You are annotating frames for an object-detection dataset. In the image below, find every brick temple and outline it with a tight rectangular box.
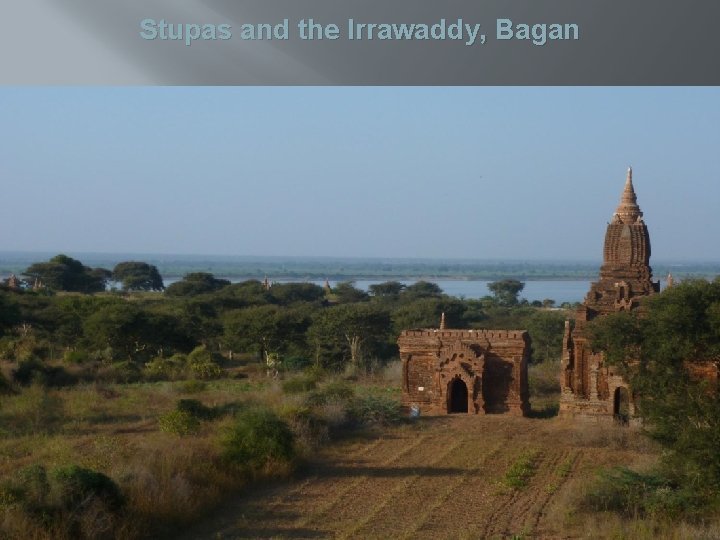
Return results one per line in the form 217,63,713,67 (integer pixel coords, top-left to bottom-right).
398,325,530,416
559,168,659,423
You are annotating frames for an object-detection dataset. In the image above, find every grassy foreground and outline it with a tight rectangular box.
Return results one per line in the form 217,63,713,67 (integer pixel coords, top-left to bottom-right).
2,360,719,539
0,361,403,539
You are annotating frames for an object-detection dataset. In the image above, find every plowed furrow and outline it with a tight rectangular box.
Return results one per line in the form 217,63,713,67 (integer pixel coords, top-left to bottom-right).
533,449,584,538
392,442,505,540
300,433,458,534
211,434,415,537
482,449,571,539
339,436,473,539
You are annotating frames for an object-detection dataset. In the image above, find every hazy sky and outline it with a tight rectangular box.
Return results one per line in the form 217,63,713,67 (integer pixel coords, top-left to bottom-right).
1,87,718,261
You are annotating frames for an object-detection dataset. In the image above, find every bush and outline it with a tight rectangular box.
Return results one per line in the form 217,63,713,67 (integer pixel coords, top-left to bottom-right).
143,354,186,381
0,464,50,515
305,380,355,406
280,405,329,448
282,356,312,372
176,398,216,420
176,379,207,393
9,464,50,512
12,358,76,387
282,376,317,394
50,465,124,512
221,407,295,471
583,468,698,520
303,364,327,381
0,369,12,395
503,450,539,489
3,383,65,434
97,361,142,384
62,349,90,365
347,394,402,427
158,410,200,436
187,346,222,379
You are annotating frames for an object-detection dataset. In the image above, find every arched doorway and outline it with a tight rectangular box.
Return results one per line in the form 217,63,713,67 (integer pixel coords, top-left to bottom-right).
613,387,630,425
448,378,468,413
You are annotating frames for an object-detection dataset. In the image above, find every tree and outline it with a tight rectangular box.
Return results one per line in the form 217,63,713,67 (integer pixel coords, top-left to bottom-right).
392,298,467,333
369,281,406,300
165,272,230,297
83,302,190,361
268,282,325,305
24,254,110,293
332,281,369,303
112,261,164,291
223,305,311,361
401,281,443,300
524,311,567,363
588,278,720,506
0,291,21,336
307,304,391,370
487,279,525,306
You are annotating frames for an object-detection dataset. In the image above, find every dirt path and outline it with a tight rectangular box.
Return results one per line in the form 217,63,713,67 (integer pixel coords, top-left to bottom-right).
182,416,648,539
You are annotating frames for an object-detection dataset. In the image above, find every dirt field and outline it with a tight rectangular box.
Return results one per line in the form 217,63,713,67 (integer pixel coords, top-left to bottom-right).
183,415,656,539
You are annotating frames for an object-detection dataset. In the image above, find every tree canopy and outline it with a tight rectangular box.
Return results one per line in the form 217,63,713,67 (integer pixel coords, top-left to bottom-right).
487,279,525,306
24,254,110,293
112,261,164,291
588,278,720,503
165,273,230,297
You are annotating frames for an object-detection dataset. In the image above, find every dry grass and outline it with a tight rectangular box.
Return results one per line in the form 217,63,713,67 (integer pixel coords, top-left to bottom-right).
0,377,309,539
3,368,718,539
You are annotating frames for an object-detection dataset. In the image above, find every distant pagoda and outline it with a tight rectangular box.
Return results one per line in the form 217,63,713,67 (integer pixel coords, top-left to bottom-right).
559,168,659,422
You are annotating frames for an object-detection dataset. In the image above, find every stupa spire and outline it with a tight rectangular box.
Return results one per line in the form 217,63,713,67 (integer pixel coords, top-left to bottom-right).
613,166,643,223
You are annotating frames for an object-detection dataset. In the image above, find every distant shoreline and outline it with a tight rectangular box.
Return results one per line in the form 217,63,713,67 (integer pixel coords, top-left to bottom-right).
1,252,718,282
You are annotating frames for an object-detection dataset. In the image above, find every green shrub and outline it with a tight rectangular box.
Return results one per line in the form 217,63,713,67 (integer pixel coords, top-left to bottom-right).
305,380,355,406
176,398,216,420
348,394,402,426
282,356,312,372
158,410,200,436
503,450,540,489
176,379,207,393
144,354,186,381
221,407,295,470
0,369,12,395
12,359,76,387
4,383,65,434
17,464,50,505
280,404,329,447
583,468,697,520
282,376,317,394
50,465,124,511
62,349,90,364
304,364,327,381
0,464,50,511
187,346,222,379
98,361,142,384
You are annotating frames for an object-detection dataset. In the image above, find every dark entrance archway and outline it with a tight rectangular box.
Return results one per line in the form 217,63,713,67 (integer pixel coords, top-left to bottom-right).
613,386,630,425
448,378,469,413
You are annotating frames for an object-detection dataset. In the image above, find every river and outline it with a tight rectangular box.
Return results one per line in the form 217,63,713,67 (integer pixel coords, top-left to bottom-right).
162,278,617,304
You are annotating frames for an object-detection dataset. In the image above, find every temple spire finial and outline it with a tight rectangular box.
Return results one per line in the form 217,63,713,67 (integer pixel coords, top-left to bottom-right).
614,166,642,222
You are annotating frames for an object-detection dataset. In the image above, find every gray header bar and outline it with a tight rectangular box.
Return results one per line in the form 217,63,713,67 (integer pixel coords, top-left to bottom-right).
2,0,719,84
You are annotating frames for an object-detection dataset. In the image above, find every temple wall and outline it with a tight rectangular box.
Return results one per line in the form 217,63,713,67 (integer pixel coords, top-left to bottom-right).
398,329,529,416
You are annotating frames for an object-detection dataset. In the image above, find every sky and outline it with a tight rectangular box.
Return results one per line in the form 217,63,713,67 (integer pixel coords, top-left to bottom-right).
0,87,718,261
